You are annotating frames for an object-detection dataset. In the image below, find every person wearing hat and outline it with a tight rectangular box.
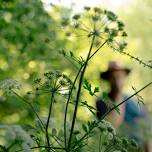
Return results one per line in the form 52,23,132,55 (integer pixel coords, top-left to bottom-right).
96,61,151,152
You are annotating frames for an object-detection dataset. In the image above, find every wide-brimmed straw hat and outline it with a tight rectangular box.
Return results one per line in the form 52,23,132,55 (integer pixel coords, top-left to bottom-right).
100,61,131,80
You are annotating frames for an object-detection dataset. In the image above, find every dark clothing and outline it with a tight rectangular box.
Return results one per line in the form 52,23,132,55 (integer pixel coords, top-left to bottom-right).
96,95,146,122
96,95,148,147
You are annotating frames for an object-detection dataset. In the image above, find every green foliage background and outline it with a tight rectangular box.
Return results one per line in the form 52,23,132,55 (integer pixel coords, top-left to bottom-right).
0,0,151,146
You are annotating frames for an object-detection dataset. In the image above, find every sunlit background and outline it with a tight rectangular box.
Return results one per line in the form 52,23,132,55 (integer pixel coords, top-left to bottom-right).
41,0,152,112
0,0,151,116
42,0,132,11
0,0,151,146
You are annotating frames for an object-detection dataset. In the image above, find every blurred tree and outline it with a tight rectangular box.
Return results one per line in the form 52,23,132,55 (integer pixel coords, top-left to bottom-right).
0,0,151,125
0,0,74,123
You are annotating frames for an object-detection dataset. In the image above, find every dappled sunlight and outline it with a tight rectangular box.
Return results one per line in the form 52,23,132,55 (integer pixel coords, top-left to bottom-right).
0,0,151,151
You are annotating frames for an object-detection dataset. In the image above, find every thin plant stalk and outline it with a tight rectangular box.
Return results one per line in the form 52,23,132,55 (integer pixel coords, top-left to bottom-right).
67,34,96,151
63,39,109,150
64,66,83,150
73,81,152,147
12,91,45,131
15,146,65,152
45,78,59,152
103,81,152,118
45,92,55,152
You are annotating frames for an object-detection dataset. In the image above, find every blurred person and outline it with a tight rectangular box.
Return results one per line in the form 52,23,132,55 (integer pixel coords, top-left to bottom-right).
96,61,151,152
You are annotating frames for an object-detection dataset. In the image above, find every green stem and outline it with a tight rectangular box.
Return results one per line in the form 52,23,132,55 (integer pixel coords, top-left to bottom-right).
74,81,152,147
67,34,96,151
64,66,83,151
89,39,109,60
13,91,45,131
15,146,65,152
45,92,54,152
63,39,108,151
104,145,114,152
99,134,102,152
103,81,152,118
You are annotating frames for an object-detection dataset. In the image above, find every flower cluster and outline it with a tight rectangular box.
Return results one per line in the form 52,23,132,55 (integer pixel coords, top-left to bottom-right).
61,6,128,51
0,125,33,152
99,120,116,140
28,70,73,98
0,79,21,96
97,120,137,151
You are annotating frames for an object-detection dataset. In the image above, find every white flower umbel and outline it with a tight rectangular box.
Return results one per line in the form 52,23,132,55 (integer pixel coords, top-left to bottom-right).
0,125,33,150
22,142,32,152
0,79,21,95
12,125,33,146
100,119,116,135
0,125,16,140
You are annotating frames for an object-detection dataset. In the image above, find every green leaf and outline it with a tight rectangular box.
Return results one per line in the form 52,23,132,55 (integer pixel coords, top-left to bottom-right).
83,79,99,96
82,124,88,133
0,145,7,152
73,130,81,135
94,87,99,93
70,51,74,57
83,79,92,92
